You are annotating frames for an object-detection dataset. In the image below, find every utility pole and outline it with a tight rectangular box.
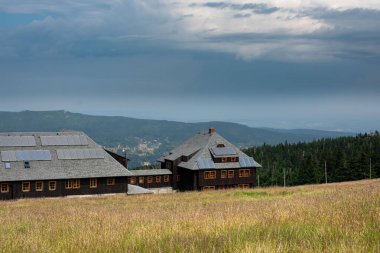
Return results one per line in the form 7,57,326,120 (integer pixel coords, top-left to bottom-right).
283,168,286,188
370,158,372,180
324,160,327,184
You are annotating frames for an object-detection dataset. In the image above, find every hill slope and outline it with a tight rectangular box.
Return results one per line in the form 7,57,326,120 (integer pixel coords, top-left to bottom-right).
0,179,379,252
0,110,353,167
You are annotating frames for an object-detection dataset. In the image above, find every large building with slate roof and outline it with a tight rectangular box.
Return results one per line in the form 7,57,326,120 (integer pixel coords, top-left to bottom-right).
0,131,132,200
158,128,262,191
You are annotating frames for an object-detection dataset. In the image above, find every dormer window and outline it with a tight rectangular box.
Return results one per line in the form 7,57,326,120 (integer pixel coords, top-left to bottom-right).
217,143,225,148
24,161,30,169
5,162,11,169
210,147,236,157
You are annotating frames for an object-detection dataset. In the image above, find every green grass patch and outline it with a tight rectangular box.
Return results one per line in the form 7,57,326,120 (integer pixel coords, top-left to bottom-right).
0,179,379,253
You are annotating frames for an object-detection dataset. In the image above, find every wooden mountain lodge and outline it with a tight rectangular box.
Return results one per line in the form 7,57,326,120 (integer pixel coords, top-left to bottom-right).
0,132,133,200
1,128,262,200
157,128,262,191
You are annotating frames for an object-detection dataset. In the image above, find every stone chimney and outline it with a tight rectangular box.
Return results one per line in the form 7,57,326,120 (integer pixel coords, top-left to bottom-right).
209,128,216,134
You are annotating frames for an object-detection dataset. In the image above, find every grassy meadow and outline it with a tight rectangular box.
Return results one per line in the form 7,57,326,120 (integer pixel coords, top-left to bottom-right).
0,179,379,253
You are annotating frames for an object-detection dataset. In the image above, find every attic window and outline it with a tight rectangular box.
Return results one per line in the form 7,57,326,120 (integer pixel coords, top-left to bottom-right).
217,144,225,148
24,161,30,169
5,162,11,169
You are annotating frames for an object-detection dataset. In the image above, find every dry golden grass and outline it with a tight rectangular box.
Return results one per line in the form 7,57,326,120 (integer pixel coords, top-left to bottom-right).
0,179,379,253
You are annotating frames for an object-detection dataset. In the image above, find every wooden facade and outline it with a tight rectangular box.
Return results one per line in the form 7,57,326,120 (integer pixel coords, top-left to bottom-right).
128,172,172,189
0,132,132,200
1,130,261,199
164,164,256,191
159,128,262,191
0,177,128,200
196,168,255,191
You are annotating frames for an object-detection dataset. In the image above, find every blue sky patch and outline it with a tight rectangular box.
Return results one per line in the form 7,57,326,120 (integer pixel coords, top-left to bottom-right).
0,12,50,28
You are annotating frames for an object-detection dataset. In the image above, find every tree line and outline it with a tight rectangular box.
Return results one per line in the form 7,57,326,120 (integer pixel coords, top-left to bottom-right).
244,131,380,187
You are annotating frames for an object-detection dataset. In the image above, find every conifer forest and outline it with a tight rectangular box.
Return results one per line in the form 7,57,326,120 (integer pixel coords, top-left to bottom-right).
246,132,380,186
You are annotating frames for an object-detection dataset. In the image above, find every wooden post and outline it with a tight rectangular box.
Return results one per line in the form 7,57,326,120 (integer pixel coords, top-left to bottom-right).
370,158,372,180
124,149,128,169
258,175,260,187
283,168,286,188
325,160,327,184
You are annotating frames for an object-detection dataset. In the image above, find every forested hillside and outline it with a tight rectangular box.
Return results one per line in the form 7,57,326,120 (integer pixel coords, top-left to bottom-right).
0,110,353,167
246,132,380,186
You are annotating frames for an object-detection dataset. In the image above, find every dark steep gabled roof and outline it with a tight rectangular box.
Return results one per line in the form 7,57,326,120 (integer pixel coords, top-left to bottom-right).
158,130,262,170
0,131,132,182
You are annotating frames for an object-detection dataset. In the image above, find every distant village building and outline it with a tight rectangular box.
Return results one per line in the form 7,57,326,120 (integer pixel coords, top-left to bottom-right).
0,132,132,200
157,128,262,191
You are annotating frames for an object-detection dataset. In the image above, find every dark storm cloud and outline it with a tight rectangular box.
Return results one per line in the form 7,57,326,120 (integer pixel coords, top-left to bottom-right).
0,1,379,94
1,1,380,62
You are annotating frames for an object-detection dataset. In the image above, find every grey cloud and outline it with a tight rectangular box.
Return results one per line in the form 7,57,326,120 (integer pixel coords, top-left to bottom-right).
203,2,228,9
311,7,380,19
0,1,179,58
230,3,279,14
310,8,380,34
1,51,379,99
202,2,279,14
1,1,380,63
233,13,251,19
189,3,380,61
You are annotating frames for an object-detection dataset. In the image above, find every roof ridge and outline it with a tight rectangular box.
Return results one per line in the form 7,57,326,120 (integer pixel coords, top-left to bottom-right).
189,133,215,170
161,130,260,170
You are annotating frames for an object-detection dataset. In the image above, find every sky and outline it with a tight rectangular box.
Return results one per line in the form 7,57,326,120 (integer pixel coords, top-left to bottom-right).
0,0,379,132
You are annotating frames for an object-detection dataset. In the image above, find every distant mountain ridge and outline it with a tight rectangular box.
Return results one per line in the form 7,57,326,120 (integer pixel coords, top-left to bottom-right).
0,110,354,167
